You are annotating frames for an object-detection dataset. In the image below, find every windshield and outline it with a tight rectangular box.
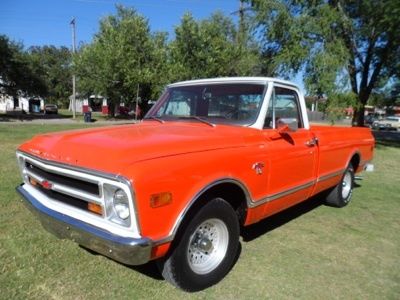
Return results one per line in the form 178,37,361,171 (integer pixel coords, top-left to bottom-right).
146,83,266,126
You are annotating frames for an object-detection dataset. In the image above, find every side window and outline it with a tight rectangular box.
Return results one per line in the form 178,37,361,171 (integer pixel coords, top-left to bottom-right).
264,87,303,129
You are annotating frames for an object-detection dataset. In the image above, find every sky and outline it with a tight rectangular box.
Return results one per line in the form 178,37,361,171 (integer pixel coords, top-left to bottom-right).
0,0,305,89
0,0,240,48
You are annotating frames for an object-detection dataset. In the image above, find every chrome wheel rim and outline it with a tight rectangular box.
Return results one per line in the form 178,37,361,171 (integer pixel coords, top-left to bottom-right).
187,218,229,275
342,170,352,201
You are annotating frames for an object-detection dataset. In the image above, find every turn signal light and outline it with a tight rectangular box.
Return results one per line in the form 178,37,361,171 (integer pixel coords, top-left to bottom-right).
88,202,103,215
150,192,172,208
29,178,38,186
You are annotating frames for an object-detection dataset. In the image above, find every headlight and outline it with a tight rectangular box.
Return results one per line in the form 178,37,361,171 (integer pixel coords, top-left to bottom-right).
103,184,132,227
113,189,130,220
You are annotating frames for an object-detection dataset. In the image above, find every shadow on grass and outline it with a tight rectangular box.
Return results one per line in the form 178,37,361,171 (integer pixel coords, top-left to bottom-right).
375,141,400,148
372,130,400,148
81,196,327,279
241,196,323,242
127,234,243,281
79,246,165,280
130,261,164,280
81,185,370,281
129,240,243,281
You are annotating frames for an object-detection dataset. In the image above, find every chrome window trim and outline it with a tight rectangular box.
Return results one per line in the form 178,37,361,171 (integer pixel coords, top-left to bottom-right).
16,150,141,238
147,81,269,128
268,82,310,130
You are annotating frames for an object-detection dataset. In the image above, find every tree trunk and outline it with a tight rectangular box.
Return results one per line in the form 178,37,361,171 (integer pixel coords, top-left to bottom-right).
355,105,365,127
352,93,368,127
108,100,115,117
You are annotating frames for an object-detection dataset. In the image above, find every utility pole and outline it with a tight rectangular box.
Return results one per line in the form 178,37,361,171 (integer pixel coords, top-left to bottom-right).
135,59,141,121
238,0,244,48
70,17,76,119
232,0,250,49
135,83,139,121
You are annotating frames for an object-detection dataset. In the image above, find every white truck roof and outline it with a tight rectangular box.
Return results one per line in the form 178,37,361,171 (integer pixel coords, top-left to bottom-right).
168,77,299,90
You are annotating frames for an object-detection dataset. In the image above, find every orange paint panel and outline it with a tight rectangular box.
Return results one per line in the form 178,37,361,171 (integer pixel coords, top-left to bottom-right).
151,242,172,260
18,121,375,252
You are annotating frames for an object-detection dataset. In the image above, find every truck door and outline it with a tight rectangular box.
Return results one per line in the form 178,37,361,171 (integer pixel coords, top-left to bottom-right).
261,85,317,215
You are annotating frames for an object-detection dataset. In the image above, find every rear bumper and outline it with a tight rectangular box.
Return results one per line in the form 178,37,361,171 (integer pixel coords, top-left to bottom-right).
16,184,152,265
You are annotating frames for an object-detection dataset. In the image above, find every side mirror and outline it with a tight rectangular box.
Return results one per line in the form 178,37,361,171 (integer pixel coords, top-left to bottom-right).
277,118,298,133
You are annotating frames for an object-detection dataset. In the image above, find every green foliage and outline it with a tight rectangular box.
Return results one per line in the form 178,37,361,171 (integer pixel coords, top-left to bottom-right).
3,1,399,123
325,92,358,124
74,5,169,115
249,0,349,90
74,7,261,116
0,35,47,98
249,0,400,125
170,12,260,81
26,46,72,107
368,79,400,108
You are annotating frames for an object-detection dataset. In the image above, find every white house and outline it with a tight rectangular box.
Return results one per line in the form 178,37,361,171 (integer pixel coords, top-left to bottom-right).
69,94,110,114
0,94,44,113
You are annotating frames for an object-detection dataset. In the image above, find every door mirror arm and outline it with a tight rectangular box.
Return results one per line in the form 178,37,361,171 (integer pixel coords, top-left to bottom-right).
277,118,298,133
266,118,298,140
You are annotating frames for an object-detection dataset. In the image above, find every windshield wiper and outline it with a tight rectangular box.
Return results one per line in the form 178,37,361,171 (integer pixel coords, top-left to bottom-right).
178,116,216,127
143,116,165,124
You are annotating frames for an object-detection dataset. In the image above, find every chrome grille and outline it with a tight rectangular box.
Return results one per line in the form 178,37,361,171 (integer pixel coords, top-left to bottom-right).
26,161,100,196
17,151,141,237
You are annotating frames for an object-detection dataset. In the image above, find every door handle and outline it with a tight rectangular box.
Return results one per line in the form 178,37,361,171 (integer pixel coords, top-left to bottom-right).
305,137,318,147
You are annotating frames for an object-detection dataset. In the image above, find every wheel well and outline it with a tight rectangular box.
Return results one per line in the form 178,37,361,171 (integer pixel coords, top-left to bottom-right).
166,182,248,257
350,153,360,171
177,182,248,235
197,182,248,224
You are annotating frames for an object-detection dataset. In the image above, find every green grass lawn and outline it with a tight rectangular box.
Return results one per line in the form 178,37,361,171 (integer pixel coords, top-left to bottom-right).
0,124,399,299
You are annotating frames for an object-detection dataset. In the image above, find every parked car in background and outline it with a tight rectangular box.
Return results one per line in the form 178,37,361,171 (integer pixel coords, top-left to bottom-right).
44,104,58,114
372,116,400,131
364,114,378,127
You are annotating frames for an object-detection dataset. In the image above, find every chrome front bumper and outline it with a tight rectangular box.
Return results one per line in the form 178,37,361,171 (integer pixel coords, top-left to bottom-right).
16,184,152,266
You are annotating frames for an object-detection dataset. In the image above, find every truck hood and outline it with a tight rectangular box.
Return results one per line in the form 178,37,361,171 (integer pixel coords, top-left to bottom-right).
18,122,256,174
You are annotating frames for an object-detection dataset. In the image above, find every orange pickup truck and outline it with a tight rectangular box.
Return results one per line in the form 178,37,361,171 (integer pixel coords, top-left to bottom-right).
16,77,374,291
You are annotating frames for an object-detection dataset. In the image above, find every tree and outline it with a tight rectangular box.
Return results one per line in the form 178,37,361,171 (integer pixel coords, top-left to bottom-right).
0,35,47,98
27,46,72,107
170,12,260,81
248,0,400,126
368,79,400,108
74,5,167,116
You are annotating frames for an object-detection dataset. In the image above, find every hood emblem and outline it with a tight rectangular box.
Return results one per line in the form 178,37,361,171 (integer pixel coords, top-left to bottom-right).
41,180,53,190
252,162,265,175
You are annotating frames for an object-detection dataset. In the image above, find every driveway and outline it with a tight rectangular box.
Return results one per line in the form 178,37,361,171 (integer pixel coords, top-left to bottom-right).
372,130,400,144
0,112,136,125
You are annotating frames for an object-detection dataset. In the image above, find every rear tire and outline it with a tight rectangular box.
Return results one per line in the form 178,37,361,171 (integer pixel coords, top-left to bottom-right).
325,165,354,207
158,198,239,292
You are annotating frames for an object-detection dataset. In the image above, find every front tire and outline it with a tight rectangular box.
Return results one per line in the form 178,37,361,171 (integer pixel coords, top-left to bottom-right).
158,198,239,292
325,165,355,207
